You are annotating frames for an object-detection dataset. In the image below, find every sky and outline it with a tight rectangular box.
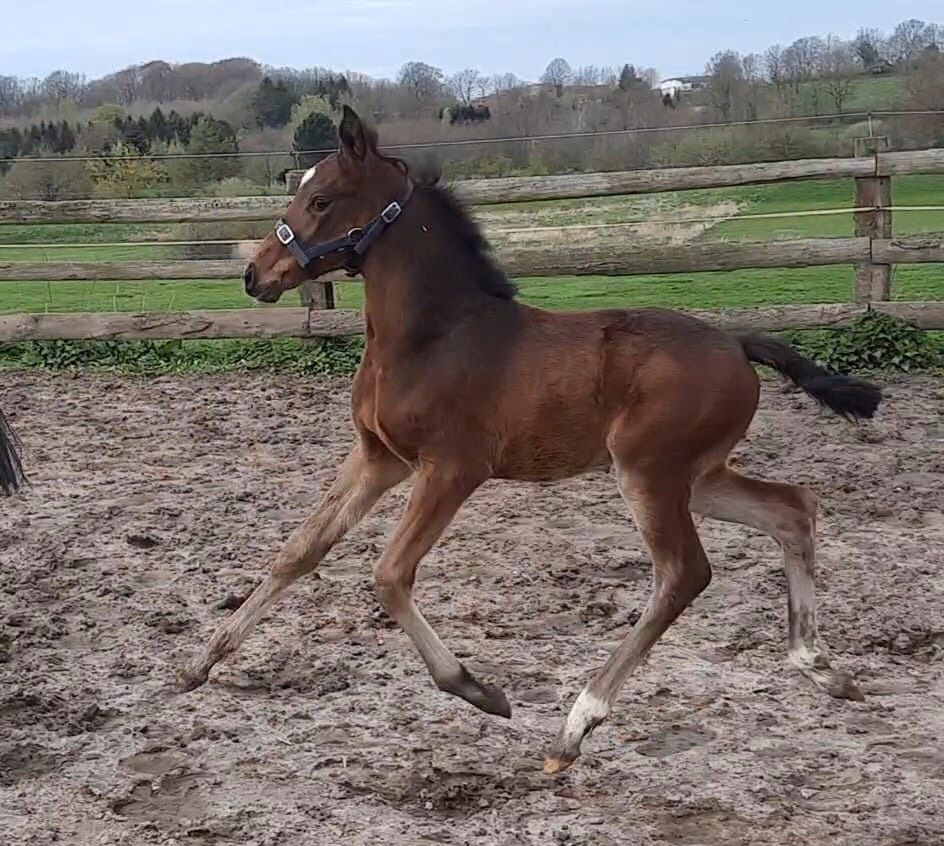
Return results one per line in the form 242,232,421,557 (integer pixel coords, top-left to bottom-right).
3,0,938,83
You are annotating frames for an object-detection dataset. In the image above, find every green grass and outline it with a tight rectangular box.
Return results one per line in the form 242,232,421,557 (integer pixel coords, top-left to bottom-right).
843,75,908,112
0,278,268,314
6,263,938,319
794,74,907,114
514,266,942,310
709,175,944,241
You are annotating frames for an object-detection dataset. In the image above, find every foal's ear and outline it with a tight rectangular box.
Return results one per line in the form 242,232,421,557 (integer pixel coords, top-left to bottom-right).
339,105,376,162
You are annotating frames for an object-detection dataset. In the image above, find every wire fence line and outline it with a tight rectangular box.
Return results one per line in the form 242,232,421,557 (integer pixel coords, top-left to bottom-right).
1,205,942,250
2,109,942,165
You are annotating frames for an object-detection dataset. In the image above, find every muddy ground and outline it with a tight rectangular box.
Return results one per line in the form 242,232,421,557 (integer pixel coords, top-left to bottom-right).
1,371,942,846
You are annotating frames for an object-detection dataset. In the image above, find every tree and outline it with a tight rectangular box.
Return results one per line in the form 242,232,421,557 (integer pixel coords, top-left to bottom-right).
908,49,944,109
42,70,85,106
888,18,938,68
640,67,660,89
488,73,523,94
138,61,174,102
252,76,296,128
706,51,745,121
85,140,167,198
3,148,93,200
783,36,827,91
118,116,150,154
397,61,444,100
111,66,142,104
541,58,572,97
293,112,339,168
285,91,349,165
447,69,483,106
821,36,858,112
764,44,786,88
854,28,886,68
146,107,173,143
0,76,23,114
888,18,932,66
0,128,21,174
240,127,294,188
573,65,605,86
182,116,240,184
617,64,645,91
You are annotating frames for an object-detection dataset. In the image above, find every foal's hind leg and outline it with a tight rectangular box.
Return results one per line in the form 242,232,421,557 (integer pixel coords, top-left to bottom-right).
178,436,409,691
691,466,863,701
546,465,712,773
374,465,511,718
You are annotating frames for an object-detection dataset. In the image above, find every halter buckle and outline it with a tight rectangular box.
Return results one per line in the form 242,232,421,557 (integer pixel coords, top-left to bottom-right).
381,201,402,223
275,221,295,246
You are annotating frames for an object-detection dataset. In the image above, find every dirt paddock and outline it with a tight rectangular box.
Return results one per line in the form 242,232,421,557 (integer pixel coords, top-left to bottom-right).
1,371,942,846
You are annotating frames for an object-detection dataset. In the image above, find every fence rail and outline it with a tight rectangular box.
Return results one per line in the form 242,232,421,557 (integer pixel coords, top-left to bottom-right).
1,142,943,343
2,238,941,283
4,302,943,343
3,148,944,227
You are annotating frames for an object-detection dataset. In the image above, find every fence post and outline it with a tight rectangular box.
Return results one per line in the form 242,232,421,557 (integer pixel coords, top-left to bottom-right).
297,276,336,311
853,136,892,304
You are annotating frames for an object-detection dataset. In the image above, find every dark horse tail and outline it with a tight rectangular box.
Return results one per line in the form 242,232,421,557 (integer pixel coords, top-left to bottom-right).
0,409,26,495
737,333,882,421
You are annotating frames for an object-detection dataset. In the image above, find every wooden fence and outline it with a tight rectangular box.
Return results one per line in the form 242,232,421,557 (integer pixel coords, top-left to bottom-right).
1,140,942,342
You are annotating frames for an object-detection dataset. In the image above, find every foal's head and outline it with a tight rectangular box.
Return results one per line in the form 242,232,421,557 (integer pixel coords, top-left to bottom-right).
244,106,409,303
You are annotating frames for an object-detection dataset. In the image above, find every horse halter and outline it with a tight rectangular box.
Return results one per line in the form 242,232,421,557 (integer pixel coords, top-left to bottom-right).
274,180,414,276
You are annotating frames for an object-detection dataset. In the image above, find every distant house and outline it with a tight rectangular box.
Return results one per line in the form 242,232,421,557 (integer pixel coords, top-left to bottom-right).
867,58,896,75
658,75,710,99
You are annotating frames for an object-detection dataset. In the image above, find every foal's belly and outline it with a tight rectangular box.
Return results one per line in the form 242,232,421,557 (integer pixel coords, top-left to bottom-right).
493,425,613,482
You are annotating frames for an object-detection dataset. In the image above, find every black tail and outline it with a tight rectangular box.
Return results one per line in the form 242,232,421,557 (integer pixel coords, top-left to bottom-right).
737,333,882,421
0,409,26,495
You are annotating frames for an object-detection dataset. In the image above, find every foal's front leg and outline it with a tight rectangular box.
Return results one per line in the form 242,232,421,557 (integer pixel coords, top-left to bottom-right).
178,440,409,691
374,465,511,717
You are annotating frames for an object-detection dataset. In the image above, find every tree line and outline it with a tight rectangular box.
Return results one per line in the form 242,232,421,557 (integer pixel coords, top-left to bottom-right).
0,16,940,200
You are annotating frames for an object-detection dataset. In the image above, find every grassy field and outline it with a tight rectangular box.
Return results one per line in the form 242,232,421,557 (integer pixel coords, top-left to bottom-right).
794,74,907,114
1,175,942,316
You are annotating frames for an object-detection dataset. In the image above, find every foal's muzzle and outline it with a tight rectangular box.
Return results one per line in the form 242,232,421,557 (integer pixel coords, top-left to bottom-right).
243,262,257,296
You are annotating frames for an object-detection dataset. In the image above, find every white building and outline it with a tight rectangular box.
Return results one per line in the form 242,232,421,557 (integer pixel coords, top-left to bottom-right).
659,76,709,99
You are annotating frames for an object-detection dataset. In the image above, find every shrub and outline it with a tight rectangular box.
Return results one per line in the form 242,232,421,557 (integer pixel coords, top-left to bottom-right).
85,140,168,198
787,312,944,374
0,337,365,376
205,177,268,197
1,151,92,200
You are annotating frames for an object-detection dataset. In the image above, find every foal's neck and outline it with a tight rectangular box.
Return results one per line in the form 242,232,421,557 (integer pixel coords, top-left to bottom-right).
360,191,517,352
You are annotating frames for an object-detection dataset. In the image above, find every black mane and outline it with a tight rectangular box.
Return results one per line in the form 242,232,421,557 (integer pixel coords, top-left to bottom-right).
382,154,519,301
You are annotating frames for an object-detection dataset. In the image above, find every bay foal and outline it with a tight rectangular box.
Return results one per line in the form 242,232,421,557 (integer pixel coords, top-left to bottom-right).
181,107,881,772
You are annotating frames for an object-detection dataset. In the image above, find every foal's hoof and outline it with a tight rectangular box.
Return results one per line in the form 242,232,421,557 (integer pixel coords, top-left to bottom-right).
798,661,865,702
819,669,865,702
439,664,512,718
543,688,610,775
475,684,513,719
176,666,209,693
543,754,576,776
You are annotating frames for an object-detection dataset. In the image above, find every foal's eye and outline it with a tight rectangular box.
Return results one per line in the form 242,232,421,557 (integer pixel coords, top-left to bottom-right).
313,197,331,211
